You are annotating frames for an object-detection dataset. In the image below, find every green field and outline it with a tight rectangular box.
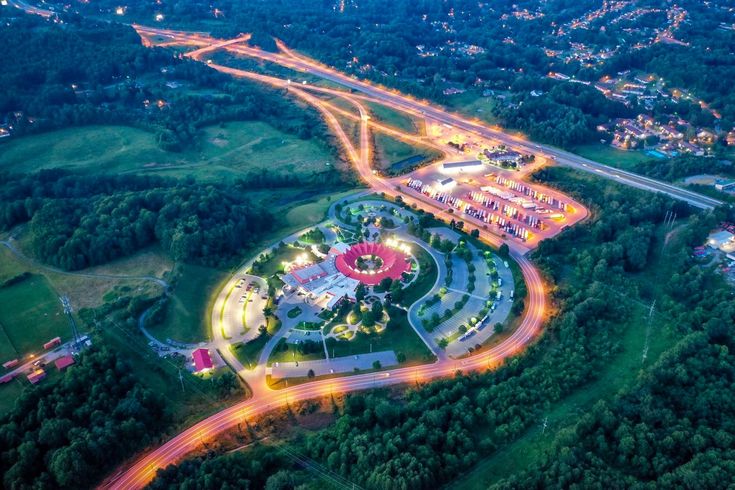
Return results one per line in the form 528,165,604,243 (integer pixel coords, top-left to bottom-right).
570,144,654,170
0,274,68,362
0,122,335,182
268,338,326,366
0,247,27,283
230,334,271,369
284,190,358,229
365,101,421,134
399,245,438,306
148,263,228,344
447,91,499,125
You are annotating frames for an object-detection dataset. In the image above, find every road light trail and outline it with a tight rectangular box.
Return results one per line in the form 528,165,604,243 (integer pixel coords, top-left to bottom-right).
0,4,556,487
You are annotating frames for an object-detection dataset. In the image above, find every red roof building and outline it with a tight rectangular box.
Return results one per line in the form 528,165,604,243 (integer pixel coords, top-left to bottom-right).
43,337,62,350
54,355,75,371
192,348,213,372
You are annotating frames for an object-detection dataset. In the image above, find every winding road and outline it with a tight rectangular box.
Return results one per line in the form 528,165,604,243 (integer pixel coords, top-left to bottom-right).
3,3,707,487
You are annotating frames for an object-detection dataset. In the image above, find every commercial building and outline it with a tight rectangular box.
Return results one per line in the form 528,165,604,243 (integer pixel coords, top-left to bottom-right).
282,241,411,309
442,160,483,172
707,230,735,251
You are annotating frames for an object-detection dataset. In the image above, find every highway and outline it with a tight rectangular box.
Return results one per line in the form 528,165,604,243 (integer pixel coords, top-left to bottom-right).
136,23,722,209
3,3,715,487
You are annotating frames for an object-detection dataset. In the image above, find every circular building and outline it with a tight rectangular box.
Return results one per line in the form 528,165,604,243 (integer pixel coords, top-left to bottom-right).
334,242,411,286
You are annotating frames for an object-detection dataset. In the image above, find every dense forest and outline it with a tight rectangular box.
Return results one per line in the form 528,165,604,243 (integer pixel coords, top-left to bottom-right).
0,346,168,489
0,170,275,269
147,168,735,488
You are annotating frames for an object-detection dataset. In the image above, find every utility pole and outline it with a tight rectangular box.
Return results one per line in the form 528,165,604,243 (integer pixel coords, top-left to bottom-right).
541,417,548,435
59,296,81,350
178,369,185,392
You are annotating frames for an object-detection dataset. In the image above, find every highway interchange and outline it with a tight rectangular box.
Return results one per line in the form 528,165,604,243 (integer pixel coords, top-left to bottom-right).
5,2,726,487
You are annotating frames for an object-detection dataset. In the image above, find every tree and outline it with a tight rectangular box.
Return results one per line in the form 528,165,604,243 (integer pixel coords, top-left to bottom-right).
355,283,367,302
494,322,504,334
307,369,315,379
372,360,382,370
458,324,468,334
498,243,510,258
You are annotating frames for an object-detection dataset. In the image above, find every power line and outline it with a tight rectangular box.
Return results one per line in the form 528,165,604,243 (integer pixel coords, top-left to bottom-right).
60,295,81,350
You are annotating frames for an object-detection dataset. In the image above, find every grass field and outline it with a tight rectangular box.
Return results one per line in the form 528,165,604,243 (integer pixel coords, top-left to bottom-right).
0,122,335,182
0,274,68,362
230,334,270,369
447,91,499,125
0,247,27,283
149,263,228,344
268,338,326,366
365,101,421,134
570,143,653,170
284,190,358,229
399,245,439,307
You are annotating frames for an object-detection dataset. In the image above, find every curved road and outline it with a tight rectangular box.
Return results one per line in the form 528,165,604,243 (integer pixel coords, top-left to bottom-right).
0,4,631,487
99,34,549,489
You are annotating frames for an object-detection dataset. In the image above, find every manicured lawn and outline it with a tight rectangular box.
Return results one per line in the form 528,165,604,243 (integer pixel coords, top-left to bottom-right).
287,306,302,319
148,263,228,343
251,244,317,279
570,143,653,170
267,338,326,366
399,245,438,307
284,190,359,229
230,333,270,369
0,122,335,182
0,274,68,361
326,306,435,364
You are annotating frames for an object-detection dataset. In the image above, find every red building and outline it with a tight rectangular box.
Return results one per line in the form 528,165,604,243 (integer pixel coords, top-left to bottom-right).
54,355,75,371
192,348,213,372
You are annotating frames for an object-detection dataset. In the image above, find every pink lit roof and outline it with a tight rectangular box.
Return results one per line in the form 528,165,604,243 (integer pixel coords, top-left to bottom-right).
192,348,213,372
335,242,411,286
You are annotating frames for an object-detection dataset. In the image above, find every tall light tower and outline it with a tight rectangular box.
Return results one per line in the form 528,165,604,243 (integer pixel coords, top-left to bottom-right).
60,296,81,350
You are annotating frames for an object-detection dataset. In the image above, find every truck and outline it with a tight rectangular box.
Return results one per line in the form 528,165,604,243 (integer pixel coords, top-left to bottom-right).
496,291,502,301
497,278,502,287
510,290,514,299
